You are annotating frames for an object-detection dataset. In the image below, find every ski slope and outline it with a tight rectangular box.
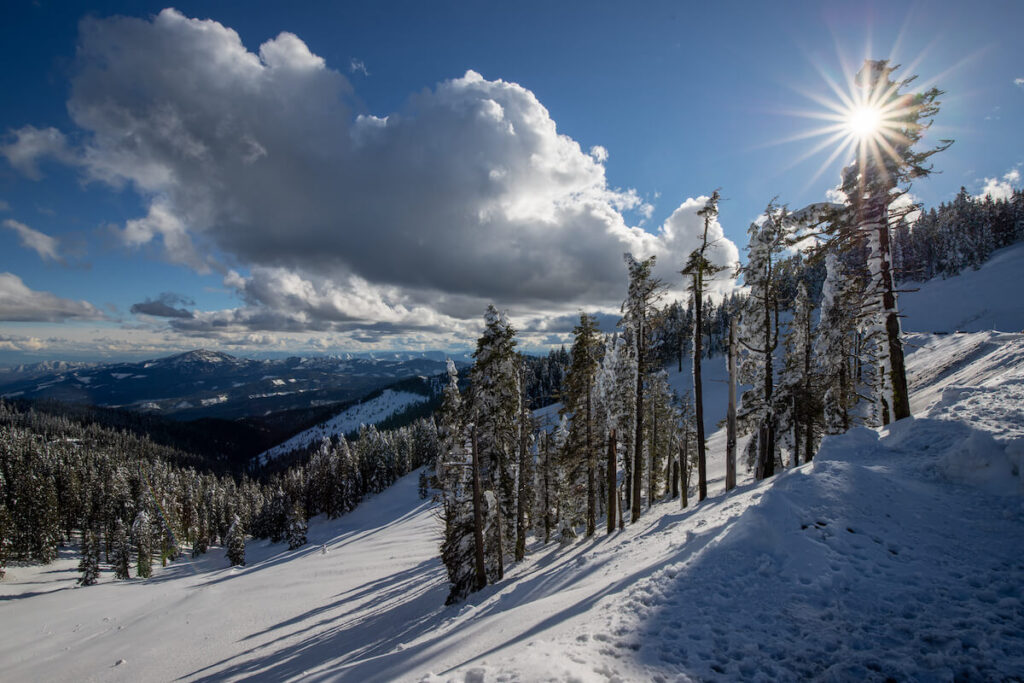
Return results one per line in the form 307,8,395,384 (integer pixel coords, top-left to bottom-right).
258,389,430,465
3,254,1024,681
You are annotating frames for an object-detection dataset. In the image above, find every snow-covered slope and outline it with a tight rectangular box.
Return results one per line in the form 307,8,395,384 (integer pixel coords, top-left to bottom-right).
900,241,1024,333
257,389,430,465
3,255,1024,682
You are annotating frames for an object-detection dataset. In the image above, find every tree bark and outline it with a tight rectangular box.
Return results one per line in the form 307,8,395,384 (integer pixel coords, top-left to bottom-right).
606,429,617,535
586,378,595,537
726,317,737,492
632,321,645,522
471,424,486,591
693,282,707,502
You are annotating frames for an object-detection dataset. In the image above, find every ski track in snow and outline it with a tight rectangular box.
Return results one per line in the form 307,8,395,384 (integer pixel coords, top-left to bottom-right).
3,249,1024,681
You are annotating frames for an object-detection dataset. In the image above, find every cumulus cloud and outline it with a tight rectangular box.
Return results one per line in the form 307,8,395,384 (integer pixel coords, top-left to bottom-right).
3,219,62,262
1016,78,1024,88
6,8,737,342
130,292,195,318
977,168,1021,201
0,273,106,322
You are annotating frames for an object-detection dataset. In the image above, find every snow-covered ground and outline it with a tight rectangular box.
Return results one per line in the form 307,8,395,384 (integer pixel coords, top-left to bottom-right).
3,255,1024,681
257,389,430,465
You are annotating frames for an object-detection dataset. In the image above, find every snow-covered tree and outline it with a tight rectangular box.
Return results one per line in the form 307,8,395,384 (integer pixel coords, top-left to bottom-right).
286,501,308,550
680,191,725,500
815,253,858,434
112,518,131,579
737,202,791,480
777,281,821,465
468,305,520,576
561,314,602,536
835,59,950,423
133,508,153,579
77,528,101,586
226,514,245,567
620,254,663,521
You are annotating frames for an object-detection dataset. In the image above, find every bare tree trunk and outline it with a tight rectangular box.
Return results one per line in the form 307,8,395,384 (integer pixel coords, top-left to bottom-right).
726,317,737,492
471,424,486,591
648,399,656,508
694,287,708,502
632,322,645,523
680,440,690,509
515,375,528,561
606,429,616,535
586,380,595,537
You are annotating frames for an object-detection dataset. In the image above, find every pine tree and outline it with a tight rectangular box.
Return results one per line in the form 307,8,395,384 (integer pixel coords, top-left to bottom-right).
112,518,131,579
620,254,663,521
226,514,246,566
777,281,821,465
737,202,791,479
133,508,153,579
286,501,308,550
815,253,858,434
835,59,950,423
680,191,725,501
77,528,101,586
561,314,602,536
468,306,520,578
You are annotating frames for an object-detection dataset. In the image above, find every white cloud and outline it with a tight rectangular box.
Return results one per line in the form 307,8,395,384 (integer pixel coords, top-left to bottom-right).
0,272,106,322
977,168,1021,201
1015,78,1024,88
3,219,61,261
0,126,76,180
350,58,369,76
6,8,737,341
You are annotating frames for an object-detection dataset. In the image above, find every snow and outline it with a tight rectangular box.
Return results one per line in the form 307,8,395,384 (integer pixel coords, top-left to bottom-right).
258,389,430,465
4,257,1024,681
900,241,1024,333
110,373,133,380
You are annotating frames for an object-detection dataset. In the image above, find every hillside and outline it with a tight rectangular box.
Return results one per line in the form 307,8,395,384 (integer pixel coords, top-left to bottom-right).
2,258,1022,681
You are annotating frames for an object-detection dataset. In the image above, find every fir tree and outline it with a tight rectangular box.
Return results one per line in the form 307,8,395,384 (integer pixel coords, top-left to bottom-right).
132,508,153,579
561,314,602,536
226,515,246,567
112,518,131,579
286,501,308,550
681,191,725,501
834,59,950,423
77,528,101,586
620,254,663,520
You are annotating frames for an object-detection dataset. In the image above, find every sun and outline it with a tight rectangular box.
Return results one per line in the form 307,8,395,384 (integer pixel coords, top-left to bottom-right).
846,105,883,140
769,53,942,193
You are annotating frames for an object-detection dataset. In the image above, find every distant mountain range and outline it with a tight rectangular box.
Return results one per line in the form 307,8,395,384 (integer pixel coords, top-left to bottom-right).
0,349,464,421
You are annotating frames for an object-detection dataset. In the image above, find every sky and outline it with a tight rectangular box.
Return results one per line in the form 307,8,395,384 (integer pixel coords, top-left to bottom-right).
0,0,1021,365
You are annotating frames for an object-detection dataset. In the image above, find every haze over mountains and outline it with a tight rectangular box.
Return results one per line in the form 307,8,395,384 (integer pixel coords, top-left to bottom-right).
0,349,461,421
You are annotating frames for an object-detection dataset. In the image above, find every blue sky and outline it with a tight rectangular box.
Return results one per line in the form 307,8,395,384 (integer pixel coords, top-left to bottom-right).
0,0,1021,364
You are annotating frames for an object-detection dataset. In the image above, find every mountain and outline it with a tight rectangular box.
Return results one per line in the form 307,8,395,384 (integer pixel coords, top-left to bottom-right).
0,349,460,421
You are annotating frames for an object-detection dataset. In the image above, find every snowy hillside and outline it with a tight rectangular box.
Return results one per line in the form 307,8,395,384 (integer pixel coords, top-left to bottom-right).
4,253,1024,681
900,241,1024,333
257,389,430,465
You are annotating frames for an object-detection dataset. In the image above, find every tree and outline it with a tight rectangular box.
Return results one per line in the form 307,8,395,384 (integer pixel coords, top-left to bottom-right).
620,254,663,521
469,305,520,574
226,514,245,566
737,201,790,480
777,281,821,465
835,60,950,423
815,253,858,434
133,508,153,579
286,501,308,550
561,314,602,537
77,528,101,586
680,191,725,501
112,518,131,579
